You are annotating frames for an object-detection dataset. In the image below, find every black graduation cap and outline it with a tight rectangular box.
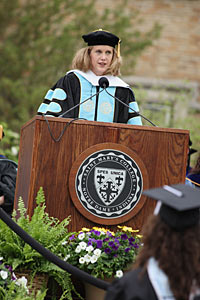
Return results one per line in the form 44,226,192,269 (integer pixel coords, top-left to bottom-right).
143,184,200,231
82,29,121,57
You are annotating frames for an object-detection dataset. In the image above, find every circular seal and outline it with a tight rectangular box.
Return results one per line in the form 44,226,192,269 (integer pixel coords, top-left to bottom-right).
75,149,143,219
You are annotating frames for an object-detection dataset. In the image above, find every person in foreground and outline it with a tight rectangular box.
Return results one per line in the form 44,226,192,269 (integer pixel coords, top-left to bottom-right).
37,29,142,125
105,184,200,300
0,125,17,216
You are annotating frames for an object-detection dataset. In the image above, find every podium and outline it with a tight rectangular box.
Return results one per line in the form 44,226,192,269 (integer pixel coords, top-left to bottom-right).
14,116,189,231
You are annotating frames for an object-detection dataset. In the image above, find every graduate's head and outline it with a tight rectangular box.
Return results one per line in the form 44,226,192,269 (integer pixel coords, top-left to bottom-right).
72,29,122,76
136,184,200,300
143,184,200,231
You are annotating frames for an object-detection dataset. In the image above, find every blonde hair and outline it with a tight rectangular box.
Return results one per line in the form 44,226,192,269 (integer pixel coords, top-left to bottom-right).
71,46,122,76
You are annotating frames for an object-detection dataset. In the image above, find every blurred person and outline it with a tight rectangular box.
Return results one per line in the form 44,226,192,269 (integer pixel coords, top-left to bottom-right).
0,125,17,215
186,153,200,189
37,29,142,125
105,184,200,300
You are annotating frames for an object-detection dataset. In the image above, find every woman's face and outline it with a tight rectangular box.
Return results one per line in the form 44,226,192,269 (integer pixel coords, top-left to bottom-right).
90,45,114,76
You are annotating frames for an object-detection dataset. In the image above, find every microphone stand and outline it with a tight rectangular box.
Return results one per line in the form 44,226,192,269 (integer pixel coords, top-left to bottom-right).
104,87,157,127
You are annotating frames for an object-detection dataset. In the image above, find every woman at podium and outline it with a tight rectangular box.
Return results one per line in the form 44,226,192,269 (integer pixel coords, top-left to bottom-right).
37,29,142,125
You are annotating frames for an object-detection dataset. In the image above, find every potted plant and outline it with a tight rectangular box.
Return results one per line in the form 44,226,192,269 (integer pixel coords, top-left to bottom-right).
0,188,81,299
59,226,142,300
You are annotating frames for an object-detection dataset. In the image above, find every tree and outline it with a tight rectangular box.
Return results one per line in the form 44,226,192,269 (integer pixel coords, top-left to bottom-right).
0,0,161,133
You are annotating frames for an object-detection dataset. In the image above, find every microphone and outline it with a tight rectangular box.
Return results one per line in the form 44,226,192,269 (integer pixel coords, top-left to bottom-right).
98,77,109,89
99,77,157,127
58,86,105,118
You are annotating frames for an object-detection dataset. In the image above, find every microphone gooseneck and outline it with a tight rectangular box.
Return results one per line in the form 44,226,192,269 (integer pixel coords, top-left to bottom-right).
98,77,157,127
58,87,105,118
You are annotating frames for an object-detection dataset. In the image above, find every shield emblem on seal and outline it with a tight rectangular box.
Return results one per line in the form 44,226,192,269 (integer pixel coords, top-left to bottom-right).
94,167,126,205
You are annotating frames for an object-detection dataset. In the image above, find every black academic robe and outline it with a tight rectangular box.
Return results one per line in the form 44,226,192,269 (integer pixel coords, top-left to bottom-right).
37,71,142,125
105,268,157,300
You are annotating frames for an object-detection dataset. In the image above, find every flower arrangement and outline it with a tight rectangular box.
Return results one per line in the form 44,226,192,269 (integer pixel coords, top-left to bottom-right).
60,226,142,280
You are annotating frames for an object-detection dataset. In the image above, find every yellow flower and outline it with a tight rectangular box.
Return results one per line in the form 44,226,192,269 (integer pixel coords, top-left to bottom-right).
81,228,90,232
117,225,139,233
136,234,143,239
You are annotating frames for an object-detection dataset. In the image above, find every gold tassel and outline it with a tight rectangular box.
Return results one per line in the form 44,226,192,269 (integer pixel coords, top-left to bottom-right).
117,40,121,58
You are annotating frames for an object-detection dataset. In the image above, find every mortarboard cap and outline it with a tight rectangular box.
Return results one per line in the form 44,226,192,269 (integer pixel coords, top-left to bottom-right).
143,184,200,231
82,29,121,57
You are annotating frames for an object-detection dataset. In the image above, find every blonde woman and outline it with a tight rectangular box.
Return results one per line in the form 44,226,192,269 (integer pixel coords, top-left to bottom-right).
37,29,142,125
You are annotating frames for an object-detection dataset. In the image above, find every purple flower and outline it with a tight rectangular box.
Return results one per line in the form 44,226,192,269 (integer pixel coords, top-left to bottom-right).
114,238,120,244
93,230,101,236
125,247,131,252
107,231,114,237
87,239,93,246
104,248,111,254
111,244,119,251
8,266,13,272
113,253,118,257
103,237,110,242
108,241,115,247
133,243,139,248
69,234,75,241
128,237,135,243
96,240,103,248
121,234,128,240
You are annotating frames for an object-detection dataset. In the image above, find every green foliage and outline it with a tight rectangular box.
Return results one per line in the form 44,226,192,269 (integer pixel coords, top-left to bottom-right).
0,281,47,300
0,122,19,162
0,0,161,133
0,187,78,299
0,257,47,300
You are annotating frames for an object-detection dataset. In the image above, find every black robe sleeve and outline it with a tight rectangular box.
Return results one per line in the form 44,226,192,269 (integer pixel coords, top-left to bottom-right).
105,268,158,300
37,72,81,118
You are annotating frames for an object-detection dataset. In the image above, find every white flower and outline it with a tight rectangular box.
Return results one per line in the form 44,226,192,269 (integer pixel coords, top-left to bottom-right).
90,255,98,264
78,232,85,240
116,270,123,278
75,245,82,253
64,254,70,261
86,245,94,253
79,241,87,250
0,257,3,261
93,249,101,257
84,254,91,263
79,257,85,264
15,276,29,293
0,270,8,280
12,272,17,280
62,241,68,245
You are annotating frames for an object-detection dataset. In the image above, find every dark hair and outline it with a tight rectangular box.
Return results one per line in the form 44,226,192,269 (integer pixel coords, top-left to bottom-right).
134,215,200,299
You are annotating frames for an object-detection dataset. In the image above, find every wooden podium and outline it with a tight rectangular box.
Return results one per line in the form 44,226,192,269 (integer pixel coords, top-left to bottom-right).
14,116,189,232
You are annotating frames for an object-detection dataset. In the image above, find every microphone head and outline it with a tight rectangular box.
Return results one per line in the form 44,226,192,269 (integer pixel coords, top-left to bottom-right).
98,77,109,88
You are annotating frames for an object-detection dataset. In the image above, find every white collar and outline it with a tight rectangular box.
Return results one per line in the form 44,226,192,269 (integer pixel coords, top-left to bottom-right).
147,257,175,300
147,257,200,300
67,69,129,88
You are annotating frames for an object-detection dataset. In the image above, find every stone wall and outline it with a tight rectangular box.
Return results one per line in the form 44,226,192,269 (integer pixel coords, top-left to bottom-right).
97,0,200,82
96,0,200,107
